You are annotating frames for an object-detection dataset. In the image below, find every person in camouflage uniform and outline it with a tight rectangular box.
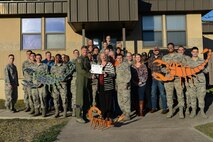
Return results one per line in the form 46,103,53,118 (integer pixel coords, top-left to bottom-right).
22,50,32,112
177,46,192,115
75,46,92,123
4,54,19,112
27,52,37,114
51,54,68,118
126,52,134,65
116,54,131,120
187,47,208,118
71,49,80,117
31,54,48,117
161,43,185,119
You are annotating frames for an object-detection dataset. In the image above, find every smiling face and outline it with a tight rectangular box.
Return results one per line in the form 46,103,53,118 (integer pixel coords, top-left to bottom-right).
81,47,88,57
36,55,42,63
30,54,35,62
73,50,80,58
126,53,132,61
116,55,123,64
100,53,107,62
167,44,175,53
191,49,199,57
55,55,61,64
135,55,142,63
46,52,51,61
178,47,185,54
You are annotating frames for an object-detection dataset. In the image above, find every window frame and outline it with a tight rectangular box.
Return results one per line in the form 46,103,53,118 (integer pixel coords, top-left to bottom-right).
21,18,42,50
166,15,186,46
44,17,66,50
142,15,163,47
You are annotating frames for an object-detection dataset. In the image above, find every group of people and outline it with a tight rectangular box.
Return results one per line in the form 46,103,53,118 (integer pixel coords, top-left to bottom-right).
4,35,209,124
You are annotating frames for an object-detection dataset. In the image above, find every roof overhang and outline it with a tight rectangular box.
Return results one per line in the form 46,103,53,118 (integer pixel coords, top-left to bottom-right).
139,0,213,14
203,22,213,34
69,21,138,33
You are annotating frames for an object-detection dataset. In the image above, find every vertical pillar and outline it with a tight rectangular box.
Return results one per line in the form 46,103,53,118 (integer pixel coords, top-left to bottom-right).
162,14,167,48
122,26,126,49
82,24,85,46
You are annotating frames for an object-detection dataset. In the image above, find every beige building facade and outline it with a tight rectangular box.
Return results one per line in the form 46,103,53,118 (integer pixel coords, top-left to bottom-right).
0,0,212,100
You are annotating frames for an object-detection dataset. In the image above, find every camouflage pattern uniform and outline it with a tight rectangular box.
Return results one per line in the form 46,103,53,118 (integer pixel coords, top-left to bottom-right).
4,64,19,110
32,63,48,116
162,52,185,118
182,55,192,115
22,60,32,110
116,61,131,119
24,61,36,113
187,57,208,118
51,63,68,117
71,59,77,117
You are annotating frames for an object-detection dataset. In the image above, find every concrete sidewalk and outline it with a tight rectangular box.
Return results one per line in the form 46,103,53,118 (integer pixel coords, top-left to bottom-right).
57,93,213,142
0,109,72,119
56,110,213,142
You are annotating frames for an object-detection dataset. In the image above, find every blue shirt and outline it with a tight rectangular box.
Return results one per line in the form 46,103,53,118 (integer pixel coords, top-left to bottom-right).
42,59,54,72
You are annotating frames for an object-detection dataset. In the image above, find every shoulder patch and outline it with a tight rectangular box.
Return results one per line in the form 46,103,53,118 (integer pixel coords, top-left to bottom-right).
77,58,82,63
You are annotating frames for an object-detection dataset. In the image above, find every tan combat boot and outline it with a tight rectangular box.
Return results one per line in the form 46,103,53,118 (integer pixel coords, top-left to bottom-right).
42,108,46,117
179,107,184,119
29,107,35,114
63,105,67,118
54,107,59,118
190,108,196,118
185,107,190,115
166,107,173,118
34,108,40,116
72,108,76,117
200,109,208,119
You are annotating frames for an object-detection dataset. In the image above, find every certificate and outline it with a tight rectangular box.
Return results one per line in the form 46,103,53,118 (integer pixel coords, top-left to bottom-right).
90,64,103,74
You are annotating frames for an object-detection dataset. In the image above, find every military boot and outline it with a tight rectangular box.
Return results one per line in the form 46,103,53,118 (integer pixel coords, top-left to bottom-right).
190,108,196,118
33,108,40,116
72,108,76,117
42,108,46,117
62,105,67,118
166,107,173,118
29,107,35,114
76,118,86,124
200,109,208,119
179,107,184,119
54,107,59,118
25,107,30,112
185,107,190,115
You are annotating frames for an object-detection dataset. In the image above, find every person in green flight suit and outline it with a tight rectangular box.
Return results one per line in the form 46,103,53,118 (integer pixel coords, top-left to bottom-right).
75,46,92,123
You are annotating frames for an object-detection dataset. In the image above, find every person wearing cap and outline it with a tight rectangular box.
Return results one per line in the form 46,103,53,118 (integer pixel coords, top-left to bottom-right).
161,43,185,119
148,47,168,114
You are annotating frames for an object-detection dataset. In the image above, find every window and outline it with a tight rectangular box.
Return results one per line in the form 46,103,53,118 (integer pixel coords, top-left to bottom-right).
142,16,162,47
166,15,186,46
45,18,65,49
22,18,42,50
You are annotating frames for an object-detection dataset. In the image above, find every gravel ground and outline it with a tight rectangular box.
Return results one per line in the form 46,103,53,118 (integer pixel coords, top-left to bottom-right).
0,118,69,142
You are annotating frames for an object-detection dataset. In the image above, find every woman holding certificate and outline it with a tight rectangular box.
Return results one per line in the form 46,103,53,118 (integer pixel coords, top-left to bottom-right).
97,52,115,120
